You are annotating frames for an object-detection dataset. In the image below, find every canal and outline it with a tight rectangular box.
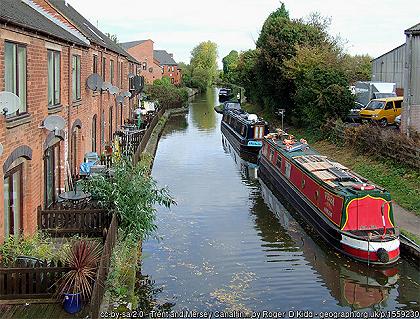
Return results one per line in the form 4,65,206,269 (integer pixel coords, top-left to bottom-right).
140,88,420,313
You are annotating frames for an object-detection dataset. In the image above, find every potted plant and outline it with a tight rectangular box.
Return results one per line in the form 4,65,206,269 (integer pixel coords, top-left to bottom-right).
55,240,102,314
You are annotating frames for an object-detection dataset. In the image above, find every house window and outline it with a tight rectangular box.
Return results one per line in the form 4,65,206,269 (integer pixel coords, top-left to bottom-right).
93,55,98,73
72,55,81,101
92,115,97,152
48,50,60,107
172,66,174,72
4,164,23,238
102,57,106,81
5,41,27,116
110,60,114,84
171,78,174,84
44,142,61,207
142,62,147,70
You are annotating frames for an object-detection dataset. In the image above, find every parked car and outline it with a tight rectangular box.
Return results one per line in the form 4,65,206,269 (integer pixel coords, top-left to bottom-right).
359,96,403,127
346,101,365,123
395,115,401,128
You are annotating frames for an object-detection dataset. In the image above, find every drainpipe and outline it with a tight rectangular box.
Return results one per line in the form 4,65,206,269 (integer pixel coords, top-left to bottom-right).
67,45,72,190
405,34,413,137
100,49,103,154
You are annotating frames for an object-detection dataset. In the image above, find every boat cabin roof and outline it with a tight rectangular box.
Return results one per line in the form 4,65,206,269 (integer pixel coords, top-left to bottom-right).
225,109,266,126
265,135,389,198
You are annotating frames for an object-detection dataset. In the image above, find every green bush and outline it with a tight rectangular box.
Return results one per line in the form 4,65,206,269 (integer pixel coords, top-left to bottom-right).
0,231,70,266
82,157,175,241
145,79,188,109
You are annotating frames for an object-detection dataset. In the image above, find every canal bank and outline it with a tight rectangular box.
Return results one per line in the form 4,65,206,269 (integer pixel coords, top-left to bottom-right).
138,88,419,313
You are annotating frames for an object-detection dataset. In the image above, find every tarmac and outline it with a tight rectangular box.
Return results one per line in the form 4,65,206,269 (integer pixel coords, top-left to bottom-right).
393,202,420,237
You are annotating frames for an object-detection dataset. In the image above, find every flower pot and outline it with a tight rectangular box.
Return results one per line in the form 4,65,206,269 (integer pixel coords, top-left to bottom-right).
63,292,82,314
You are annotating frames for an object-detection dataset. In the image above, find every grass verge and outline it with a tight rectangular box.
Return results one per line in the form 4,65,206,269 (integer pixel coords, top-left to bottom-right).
401,229,420,246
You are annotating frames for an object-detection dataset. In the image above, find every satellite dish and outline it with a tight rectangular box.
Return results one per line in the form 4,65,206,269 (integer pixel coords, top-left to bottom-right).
122,91,131,98
128,73,135,79
109,86,119,95
101,82,112,91
0,91,21,116
43,115,66,132
0,143,3,157
116,95,124,104
86,73,103,91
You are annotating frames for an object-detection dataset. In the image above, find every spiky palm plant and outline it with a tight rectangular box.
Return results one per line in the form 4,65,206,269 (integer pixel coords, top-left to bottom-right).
56,240,102,300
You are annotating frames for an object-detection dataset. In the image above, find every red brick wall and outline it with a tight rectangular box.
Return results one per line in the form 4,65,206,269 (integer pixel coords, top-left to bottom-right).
126,40,161,84
0,25,136,243
162,64,181,85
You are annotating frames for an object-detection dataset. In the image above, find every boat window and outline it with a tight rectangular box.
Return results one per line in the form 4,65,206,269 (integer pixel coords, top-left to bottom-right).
276,155,282,169
241,125,245,137
269,149,274,162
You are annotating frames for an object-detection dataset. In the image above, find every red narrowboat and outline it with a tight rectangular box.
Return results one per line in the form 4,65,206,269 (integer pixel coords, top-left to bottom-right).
258,131,400,265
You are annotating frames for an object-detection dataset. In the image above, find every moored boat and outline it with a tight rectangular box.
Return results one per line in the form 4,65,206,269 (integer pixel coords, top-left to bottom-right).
258,130,400,265
221,109,269,162
218,88,232,102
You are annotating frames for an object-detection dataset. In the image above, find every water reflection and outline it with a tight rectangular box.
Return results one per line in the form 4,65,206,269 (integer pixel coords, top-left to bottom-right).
222,134,258,182
162,114,188,137
190,89,217,131
259,179,398,311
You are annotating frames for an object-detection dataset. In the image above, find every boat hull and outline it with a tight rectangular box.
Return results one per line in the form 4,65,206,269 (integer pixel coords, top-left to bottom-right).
258,156,400,266
221,121,261,162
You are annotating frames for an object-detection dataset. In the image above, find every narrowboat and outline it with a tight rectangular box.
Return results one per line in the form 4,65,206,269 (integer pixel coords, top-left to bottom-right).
218,88,232,102
258,130,400,265
221,109,269,162
214,100,241,114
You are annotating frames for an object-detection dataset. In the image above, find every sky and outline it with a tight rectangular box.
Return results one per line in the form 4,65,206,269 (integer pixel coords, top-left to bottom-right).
67,0,420,66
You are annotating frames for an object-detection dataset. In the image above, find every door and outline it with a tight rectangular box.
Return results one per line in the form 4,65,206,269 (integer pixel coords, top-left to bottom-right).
4,164,23,238
383,101,395,123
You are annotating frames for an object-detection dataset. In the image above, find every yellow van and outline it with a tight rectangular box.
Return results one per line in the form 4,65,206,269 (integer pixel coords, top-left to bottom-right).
359,97,403,127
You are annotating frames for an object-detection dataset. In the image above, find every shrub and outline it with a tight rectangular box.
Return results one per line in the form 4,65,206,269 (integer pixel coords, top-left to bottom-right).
82,157,175,241
145,81,188,109
0,232,56,266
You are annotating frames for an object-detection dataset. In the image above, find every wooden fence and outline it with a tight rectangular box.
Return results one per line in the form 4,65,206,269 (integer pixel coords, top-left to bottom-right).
38,206,111,237
90,213,118,319
0,260,70,300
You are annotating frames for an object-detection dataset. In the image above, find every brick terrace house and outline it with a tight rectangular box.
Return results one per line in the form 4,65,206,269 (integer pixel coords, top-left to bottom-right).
0,0,140,244
154,50,181,85
120,39,162,84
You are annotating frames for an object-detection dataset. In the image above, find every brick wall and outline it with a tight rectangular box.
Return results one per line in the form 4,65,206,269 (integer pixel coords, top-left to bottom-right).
126,40,161,84
0,24,136,243
162,64,181,85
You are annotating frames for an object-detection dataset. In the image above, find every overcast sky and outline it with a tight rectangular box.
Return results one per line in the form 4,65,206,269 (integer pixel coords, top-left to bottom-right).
67,0,419,66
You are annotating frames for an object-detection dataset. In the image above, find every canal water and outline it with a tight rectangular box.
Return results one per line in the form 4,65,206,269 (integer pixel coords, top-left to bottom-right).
140,89,419,313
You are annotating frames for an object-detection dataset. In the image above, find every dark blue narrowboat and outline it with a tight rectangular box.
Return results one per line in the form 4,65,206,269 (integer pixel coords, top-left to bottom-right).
221,109,269,162
218,88,232,102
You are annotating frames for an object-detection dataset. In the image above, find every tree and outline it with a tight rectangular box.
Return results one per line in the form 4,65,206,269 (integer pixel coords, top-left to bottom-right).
105,32,119,44
342,54,372,83
178,62,192,86
255,5,330,113
285,45,354,127
235,49,259,102
222,50,239,83
190,41,218,89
